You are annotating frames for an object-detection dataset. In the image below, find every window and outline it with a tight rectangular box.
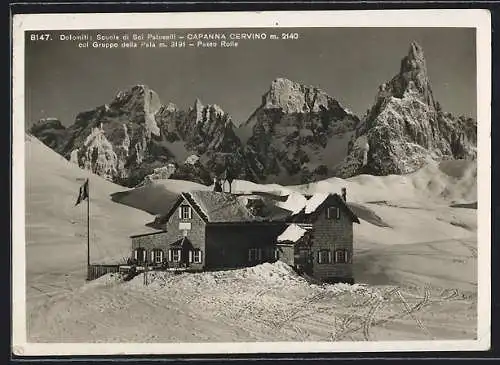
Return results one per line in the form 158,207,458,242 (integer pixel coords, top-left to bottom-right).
335,249,349,263
263,246,276,261
169,249,181,262
179,205,192,220
326,206,340,220
191,249,202,264
134,248,146,263
151,249,163,264
248,248,259,262
317,250,331,264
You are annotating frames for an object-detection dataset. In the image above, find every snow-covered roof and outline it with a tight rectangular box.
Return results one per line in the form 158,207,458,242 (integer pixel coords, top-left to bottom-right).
182,191,291,223
304,193,330,214
277,192,308,214
156,190,359,228
158,191,293,225
185,191,256,223
277,224,311,243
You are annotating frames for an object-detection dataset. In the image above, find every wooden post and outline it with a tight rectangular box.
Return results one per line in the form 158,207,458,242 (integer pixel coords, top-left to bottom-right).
87,179,91,278
77,177,91,281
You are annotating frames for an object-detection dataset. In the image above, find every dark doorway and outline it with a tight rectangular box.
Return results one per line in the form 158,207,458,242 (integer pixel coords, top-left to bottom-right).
134,247,146,264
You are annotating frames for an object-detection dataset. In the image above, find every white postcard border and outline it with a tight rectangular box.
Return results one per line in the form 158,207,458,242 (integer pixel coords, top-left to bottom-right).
12,9,491,356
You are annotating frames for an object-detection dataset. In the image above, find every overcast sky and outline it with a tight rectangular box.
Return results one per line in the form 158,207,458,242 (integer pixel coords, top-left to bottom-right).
25,27,476,127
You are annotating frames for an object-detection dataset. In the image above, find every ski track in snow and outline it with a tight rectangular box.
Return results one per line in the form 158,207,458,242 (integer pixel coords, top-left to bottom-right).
26,261,477,343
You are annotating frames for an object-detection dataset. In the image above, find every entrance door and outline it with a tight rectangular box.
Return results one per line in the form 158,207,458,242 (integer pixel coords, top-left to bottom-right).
296,249,312,264
295,248,312,274
134,248,146,265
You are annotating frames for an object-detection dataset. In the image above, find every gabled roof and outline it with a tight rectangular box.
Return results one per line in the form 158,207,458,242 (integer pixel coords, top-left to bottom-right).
186,191,257,223
304,193,330,214
295,193,360,224
158,191,293,224
156,191,359,226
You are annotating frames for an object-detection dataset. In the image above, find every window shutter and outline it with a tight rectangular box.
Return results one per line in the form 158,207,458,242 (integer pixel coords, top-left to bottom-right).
178,207,182,219
336,208,340,220
159,250,163,262
151,250,154,262
168,249,172,262
317,251,322,264
326,208,330,219
345,250,350,263
142,250,147,262
328,251,332,264
188,250,193,263
258,249,262,261
188,207,192,219
134,250,138,260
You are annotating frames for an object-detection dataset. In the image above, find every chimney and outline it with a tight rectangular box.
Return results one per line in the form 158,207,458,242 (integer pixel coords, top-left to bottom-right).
341,187,347,202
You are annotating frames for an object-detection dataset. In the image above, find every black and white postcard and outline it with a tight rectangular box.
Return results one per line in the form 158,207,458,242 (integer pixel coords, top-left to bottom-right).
12,9,491,356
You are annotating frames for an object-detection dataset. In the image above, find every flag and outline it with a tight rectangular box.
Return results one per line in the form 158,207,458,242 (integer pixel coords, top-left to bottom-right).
75,179,89,206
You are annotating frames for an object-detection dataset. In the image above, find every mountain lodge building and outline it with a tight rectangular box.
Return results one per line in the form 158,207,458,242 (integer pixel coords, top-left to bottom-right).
129,189,360,283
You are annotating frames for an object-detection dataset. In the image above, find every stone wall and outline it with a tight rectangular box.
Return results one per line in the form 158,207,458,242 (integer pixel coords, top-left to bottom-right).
305,196,354,282
131,197,206,270
276,244,295,266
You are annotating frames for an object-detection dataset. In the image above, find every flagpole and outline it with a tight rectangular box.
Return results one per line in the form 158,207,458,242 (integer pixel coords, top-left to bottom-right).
87,178,90,271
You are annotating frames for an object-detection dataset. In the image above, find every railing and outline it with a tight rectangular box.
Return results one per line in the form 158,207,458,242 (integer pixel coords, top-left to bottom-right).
87,264,121,281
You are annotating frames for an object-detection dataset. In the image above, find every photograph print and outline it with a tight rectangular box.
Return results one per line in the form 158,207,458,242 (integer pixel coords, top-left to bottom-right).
12,10,491,355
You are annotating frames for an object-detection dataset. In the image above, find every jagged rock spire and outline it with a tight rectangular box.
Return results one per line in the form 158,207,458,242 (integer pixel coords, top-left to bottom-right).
376,41,435,109
335,41,476,179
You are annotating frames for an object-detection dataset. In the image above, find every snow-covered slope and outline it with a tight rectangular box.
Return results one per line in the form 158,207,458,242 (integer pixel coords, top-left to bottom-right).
25,134,156,277
109,159,477,249
110,179,210,215
299,159,477,204
28,258,477,342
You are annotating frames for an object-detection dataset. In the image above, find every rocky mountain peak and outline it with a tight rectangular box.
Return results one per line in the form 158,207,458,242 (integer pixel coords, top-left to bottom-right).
263,77,311,113
31,117,65,130
107,84,161,137
238,76,361,184
113,84,145,104
29,42,476,188
406,41,425,68
110,84,159,108
29,117,68,150
376,41,435,109
164,102,178,112
190,98,232,126
193,98,203,109
335,41,475,178
261,77,354,117
192,98,204,123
